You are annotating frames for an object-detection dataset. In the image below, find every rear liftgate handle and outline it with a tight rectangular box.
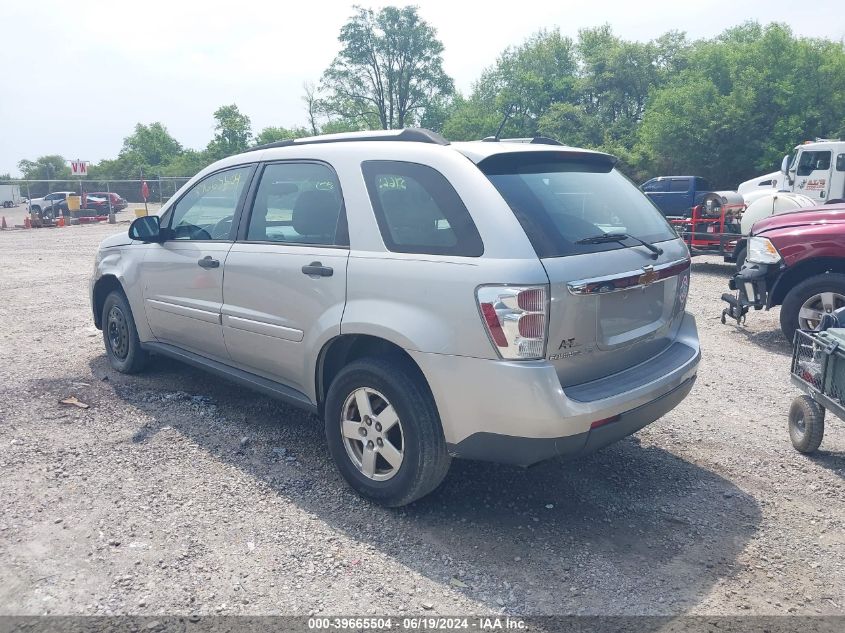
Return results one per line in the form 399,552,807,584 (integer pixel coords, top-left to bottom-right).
301,261,333,277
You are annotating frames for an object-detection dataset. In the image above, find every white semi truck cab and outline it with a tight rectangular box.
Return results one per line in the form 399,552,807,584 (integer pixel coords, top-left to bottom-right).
780,139,845,203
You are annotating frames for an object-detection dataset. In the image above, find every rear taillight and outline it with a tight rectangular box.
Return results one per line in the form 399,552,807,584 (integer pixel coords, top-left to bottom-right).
676,267,690,313
476,285,548,360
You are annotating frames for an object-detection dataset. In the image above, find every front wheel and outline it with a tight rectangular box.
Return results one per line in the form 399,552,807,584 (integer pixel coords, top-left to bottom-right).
780,273,845,341
101,290,149,373
324,357,450,507
788,395,824,453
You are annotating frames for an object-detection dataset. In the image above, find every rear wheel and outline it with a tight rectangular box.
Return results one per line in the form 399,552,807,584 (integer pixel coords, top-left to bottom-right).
102,290,149,373
788,395,824,453
780,273,845,340
324,357,450,507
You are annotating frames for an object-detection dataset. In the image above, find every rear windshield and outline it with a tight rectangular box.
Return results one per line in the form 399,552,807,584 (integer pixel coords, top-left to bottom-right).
480,152,677,258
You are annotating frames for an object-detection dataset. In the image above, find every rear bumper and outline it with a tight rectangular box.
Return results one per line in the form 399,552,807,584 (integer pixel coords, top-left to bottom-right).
410,312,700,466
448,376,696,466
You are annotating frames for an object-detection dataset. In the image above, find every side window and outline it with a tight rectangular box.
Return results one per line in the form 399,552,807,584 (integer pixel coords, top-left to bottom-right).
797,151,832,176
669,178,690,192
837,154,845,172
245,162,345,246
695,177,712,191
641,179,667,192
168,166,251,241
362,161,483,257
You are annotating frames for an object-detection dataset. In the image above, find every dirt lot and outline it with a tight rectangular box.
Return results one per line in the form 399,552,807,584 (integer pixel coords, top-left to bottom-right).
0,222,843,617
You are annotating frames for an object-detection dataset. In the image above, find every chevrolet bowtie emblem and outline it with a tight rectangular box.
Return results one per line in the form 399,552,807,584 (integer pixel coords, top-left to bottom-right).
638,265,658,286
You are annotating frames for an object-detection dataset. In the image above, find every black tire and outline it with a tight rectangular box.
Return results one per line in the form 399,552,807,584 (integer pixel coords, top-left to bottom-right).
780,273,845,341
788,395,825,453
101,290,149,373
734,245,747,272
324,357,451,507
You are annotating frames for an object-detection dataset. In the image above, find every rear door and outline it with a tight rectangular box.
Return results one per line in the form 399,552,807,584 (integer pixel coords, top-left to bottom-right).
480,152,690,388
663,178,693,216
221,161,349,394
140,164,254,362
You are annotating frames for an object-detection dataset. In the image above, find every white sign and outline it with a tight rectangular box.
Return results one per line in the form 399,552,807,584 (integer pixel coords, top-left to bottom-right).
70,160,88,176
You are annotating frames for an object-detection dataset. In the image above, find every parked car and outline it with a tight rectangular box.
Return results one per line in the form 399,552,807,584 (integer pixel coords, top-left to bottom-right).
86,191,128,211
29,191,75,216
722,204,845,340
81,194,110,213
91,129,700,506
641,175,714,217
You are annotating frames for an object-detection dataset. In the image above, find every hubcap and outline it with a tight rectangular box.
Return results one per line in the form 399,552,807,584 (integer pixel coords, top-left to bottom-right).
341,387,404,481
107,306,129,360
798,292,845,331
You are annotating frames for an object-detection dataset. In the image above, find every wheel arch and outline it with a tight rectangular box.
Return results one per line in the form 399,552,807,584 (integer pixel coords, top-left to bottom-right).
769,258,845,307
315,334,431,417
92,274,125,329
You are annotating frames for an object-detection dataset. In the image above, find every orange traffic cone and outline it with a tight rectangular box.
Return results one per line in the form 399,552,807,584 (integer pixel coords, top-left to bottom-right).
57,215,65,228
24,216,31,229
1,216,6,230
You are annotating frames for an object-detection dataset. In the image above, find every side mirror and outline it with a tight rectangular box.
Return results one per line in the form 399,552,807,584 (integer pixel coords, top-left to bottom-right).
780,155,790,174
129,215,162,242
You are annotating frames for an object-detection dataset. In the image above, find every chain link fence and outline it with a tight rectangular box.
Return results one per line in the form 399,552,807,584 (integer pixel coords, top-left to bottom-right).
0,177,192,206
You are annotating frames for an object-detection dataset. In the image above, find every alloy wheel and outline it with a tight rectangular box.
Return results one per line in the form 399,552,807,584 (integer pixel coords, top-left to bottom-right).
340,387,404,481
798,292,845,331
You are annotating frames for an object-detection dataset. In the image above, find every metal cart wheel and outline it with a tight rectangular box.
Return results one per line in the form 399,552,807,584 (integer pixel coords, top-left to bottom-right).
788,395,825,454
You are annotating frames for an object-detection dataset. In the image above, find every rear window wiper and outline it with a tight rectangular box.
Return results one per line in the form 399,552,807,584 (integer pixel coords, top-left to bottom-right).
574,232,663,259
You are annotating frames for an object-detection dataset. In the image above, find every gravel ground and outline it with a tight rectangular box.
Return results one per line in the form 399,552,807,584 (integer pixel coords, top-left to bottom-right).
0,222,843,617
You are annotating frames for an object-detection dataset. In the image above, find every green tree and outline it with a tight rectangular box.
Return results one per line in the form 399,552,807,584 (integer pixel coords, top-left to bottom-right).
320,5,454,129
17,155,71,180
158,150,208,178
206,104,253,159
253,125,311,146
120,122,183,167
637,22,845,187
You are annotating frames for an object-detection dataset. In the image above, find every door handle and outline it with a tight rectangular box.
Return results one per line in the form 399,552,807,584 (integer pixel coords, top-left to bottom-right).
301,261,333,277
197,256,220,269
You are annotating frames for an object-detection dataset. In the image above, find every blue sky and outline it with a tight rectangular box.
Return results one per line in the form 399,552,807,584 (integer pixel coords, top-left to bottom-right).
2,0,844,175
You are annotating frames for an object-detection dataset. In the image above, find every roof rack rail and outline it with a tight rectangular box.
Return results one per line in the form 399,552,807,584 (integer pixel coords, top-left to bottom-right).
248,128,449,152
480,136,564,146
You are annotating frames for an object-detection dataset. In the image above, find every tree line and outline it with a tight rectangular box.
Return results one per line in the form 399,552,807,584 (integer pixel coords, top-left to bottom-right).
11,7,845,190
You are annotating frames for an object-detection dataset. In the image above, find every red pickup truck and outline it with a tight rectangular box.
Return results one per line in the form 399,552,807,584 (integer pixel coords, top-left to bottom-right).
722,204,845,340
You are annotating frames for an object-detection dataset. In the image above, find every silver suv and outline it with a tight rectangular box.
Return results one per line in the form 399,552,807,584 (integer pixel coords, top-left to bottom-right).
91,129,700,506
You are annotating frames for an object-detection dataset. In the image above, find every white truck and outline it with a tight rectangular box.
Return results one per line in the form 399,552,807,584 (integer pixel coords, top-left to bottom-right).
0,184,22,208
740,139,845,229
737,139,845,204
725,140,845,267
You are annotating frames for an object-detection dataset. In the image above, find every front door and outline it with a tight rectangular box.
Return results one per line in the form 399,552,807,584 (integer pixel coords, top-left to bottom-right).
222,161,349,394
795,149,833,202
141,165,254,362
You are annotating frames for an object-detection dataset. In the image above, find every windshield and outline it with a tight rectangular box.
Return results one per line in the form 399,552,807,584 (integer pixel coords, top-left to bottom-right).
479,151,677,258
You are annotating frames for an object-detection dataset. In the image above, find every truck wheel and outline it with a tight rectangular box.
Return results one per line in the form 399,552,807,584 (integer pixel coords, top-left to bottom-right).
324,357,451,507
788,395,825,453
101,290,149,374
780,273,845,340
